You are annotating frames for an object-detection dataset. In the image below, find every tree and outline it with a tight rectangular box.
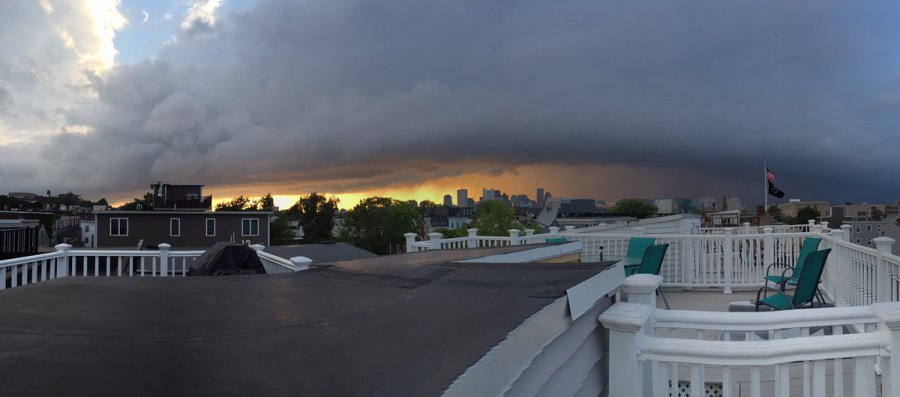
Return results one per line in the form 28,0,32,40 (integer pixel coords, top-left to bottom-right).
418,200,438,210
258,193,275,211
119,193,154,210
611,199,658,219
216,195,257,211
767,205,783,222
872,207,885,221
796,206,821,225
472,200,521,236
97,198,109,206
434,223,470,238
269,216,296,245
286,193,339,243
341,197,420,254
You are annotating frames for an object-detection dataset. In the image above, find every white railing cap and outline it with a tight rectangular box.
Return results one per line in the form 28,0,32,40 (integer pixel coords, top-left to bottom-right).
54,243,73,251
623,274,663,292
872,302,900,329
290,256,313,265
654,305,876,331
598,302,653,332
639,333,885,366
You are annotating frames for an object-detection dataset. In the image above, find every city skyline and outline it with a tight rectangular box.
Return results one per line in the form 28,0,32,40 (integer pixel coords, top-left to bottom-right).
1,1,898,206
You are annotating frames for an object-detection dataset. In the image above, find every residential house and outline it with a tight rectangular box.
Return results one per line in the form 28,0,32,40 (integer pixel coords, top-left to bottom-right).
150,182,212,210
95,210,271,248
849,216,900,248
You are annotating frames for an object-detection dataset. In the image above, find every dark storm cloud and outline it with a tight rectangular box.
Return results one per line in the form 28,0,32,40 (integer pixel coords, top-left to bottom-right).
3,0,899,202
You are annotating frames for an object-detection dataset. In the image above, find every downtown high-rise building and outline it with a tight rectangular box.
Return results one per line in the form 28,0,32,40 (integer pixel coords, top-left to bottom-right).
457,188,469,207
443,194,453,206
537,188,545,208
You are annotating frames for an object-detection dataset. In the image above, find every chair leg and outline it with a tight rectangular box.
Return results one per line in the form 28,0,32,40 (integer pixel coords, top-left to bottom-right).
815,287,826,307
657,287,670,309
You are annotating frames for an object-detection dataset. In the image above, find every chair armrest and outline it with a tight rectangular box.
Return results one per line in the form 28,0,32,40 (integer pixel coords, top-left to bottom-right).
765,262,794,278
624,263,639,276
779,267,796,282
756,285,786,304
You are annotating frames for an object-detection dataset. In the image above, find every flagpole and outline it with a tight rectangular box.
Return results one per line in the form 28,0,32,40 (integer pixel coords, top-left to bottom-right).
764,162,768,210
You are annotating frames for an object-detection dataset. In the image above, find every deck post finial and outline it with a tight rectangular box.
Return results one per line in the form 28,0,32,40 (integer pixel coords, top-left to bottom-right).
54,244,72,278
158,243,171,277
403,233,417,253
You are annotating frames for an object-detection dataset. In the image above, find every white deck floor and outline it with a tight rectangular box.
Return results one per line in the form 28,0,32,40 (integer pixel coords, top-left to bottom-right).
657,288,759,311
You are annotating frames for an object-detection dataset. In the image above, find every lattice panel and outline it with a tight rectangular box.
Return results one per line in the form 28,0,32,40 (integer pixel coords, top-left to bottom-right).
669,381,724,397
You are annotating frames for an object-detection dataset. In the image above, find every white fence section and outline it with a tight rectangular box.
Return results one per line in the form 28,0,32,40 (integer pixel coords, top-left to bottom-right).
404,227,559,252
0,243,302,290
404,222,900,302
599,301,900,397
702,222,813,235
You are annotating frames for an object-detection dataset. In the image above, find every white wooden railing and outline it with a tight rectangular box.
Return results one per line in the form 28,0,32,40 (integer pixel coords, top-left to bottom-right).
0,243,303,291
702,222,813,235
599,300,900,397
405,222,900,303
404,227,569,252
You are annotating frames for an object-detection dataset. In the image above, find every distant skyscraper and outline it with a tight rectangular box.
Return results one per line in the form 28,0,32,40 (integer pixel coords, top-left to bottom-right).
467,198,475,208
443,194,453,206
537,188,545,208
482,188,501,202
457,188,469,208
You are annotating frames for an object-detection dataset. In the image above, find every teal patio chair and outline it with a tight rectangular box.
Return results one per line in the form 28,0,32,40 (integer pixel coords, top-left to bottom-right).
629,243,670,309
622,237,656,275
763,237,822,289
755,248,831,311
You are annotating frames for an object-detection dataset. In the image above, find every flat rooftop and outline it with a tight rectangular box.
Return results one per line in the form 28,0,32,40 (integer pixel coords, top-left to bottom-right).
0,245,615,396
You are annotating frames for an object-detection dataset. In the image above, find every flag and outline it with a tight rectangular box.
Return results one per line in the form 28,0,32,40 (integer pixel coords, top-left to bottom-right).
766,167,776,183
768,181,785,198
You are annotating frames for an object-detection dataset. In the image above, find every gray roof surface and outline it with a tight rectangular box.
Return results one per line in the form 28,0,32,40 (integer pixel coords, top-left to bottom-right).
0,247,614,396
263,242,377,262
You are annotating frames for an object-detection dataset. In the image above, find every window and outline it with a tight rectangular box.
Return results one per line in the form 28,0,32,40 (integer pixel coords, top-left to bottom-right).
868,238,873,246
242,218,259,236
110,218,128,236
84,226,89,233
206,218,216,237
170,218,181,237
867,225,872,233
856,226,860,233
856,238,861,243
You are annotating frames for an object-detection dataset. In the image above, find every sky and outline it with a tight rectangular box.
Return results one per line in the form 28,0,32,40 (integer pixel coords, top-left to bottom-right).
0,0,898,209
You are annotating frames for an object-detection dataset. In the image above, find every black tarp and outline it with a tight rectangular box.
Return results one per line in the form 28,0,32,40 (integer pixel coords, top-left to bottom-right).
188,242,266,276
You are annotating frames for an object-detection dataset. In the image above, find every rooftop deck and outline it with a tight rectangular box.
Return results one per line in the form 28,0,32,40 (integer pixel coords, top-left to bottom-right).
4,223,900,396
0,244,617,396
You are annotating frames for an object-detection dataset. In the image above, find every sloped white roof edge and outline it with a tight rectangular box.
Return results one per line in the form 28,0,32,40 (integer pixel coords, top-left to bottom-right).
455,241,584,263
444,243,623,397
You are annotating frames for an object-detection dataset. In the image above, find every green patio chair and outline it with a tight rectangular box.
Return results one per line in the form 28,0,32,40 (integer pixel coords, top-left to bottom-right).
622,237,656,275
755,248,831,311
629,243,670,309
763,237,822,289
